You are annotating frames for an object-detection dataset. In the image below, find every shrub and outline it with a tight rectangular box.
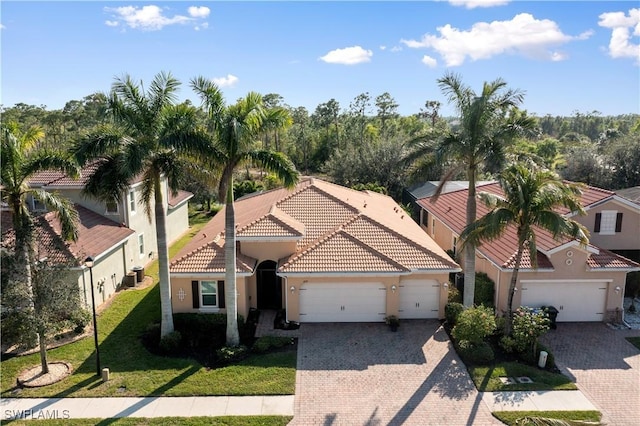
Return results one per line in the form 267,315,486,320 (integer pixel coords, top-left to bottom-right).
457,340,495,365
447,286,462,303
452,305,496,345
474,272,495,307
499,335,518,354
494,315,507,337
445,302,464,326
159,331,183,355
512,306,551,355
216,345,248,364
252,336,293,354
72,310,91,334
140,322,161,354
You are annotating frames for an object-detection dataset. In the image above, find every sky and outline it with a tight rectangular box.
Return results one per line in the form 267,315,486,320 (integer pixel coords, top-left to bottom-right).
1,1,639,118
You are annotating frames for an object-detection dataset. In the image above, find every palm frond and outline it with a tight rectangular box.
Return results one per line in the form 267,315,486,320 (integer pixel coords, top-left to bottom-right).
245,150,299,188
31,189,79,242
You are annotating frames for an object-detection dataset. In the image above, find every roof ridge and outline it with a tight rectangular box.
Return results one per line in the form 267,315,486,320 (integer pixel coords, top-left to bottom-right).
305,182,361,213
350,214,458,269
236,205,304,236
170,239,223,266
339,229,410,272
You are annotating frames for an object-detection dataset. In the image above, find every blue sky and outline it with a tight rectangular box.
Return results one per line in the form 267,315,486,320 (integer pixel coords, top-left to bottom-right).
1,1,639,117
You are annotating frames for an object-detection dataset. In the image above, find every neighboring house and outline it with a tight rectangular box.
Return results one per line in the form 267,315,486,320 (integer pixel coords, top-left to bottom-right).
402,180,494,222
615,185,640,263
416,182,640,323
170,178,460,323
1,163,193,307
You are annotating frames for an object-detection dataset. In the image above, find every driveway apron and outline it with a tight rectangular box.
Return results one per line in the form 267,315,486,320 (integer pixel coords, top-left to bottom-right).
541,323,640,426
291,321,500,426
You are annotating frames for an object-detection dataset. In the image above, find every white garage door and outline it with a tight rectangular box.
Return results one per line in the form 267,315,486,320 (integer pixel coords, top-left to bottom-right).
520,280,607,322
299,282,386,322
398,279,440,319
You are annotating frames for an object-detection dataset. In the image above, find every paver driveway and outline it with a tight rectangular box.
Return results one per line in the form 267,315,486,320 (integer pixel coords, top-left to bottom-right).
541,323,640,426
290,320,501,426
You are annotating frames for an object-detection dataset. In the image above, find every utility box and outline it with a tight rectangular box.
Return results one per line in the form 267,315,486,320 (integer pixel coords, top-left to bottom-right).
101,367,110,382
124,272,136,287
538,351,548,368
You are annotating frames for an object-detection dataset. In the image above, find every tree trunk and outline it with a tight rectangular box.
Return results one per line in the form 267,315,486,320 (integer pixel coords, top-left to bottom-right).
38,329,49,374
224,179,240,347
463,167,477,308
505,245,525,336
155,178,174,337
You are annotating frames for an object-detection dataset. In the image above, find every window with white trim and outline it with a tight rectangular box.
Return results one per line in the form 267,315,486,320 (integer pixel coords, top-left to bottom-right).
200,281,218,307
452,236,458,256
595,210,622,235
138,234,144,257
421,209,429,227
106,200,118,214
129,190,136,214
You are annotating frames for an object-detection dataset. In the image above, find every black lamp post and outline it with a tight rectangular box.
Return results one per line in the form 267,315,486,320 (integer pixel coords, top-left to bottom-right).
84,256,101,376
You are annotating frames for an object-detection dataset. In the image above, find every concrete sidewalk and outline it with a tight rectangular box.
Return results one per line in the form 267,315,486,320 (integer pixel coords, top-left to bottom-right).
1,395,294,421
482,390,597,412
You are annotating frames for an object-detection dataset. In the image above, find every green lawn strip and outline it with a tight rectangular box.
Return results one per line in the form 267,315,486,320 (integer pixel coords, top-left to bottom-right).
3,416,292,426
470,362,577,392
1,215,296,397
626,336,640,351
492,410,601,425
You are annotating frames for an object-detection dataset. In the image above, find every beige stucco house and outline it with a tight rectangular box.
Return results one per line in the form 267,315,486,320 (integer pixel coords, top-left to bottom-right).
1,163,192,307
170,178,460,323
416,182,640,323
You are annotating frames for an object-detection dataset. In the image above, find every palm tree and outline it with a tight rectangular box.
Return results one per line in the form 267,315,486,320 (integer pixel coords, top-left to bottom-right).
1,121,79,373
191,76,299,346
408,72,538,307
72,72,211,337
460,164,589,334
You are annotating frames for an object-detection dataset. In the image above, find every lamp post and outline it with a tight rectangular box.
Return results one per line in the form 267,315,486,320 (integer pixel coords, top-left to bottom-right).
84,256,101,376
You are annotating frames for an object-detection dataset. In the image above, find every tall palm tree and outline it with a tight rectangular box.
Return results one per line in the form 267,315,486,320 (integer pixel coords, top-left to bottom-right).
1,121,79,373
460,164,589,334
191,76,299,346
72,72,211,337
408,72,538,307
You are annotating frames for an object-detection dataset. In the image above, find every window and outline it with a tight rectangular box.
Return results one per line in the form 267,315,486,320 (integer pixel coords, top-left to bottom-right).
452,236,458,256
421,210,429,227
129,190,136,213
191,280,225,309
138,234,144,257
200,281,218,306
594,211,622,235
431,218,436,237
32,198,46,212
106,200,118,214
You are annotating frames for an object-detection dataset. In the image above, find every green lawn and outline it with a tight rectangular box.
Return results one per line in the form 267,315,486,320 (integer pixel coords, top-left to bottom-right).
470,362,577,392
3,416,293,426
1,215,296,398
493,410,601,425
626,336,640,351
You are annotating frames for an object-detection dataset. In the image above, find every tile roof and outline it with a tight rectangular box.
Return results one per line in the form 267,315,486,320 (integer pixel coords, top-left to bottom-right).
170,238,257,274
587,248,640,269
168,190,194,209
171,178,459,275
616,186,640,204
1,205,134,265
417,182,638,270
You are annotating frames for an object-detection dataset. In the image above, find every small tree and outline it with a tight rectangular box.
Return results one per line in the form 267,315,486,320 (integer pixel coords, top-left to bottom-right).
1,252,88,374
511,306,550,359
452,305,496,345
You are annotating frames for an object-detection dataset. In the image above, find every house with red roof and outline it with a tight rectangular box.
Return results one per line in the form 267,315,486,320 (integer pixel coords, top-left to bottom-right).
416,182,640,323
170,178,460,323
1,163,192,307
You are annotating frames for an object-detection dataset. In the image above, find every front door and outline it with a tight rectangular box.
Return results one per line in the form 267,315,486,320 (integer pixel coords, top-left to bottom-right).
257,260,282,310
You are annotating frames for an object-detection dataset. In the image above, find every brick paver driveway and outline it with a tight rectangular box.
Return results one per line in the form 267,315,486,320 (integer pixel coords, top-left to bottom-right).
290,321,500,426
541,323,640,426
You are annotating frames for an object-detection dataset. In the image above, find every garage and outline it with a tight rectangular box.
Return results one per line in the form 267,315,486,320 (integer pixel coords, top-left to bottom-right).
299,282,386,322
398,279,441,319
520,280,608,322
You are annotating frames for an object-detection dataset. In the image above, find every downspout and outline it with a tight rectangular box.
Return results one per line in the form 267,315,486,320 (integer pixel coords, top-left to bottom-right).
81,266,89,306
283,276,289,322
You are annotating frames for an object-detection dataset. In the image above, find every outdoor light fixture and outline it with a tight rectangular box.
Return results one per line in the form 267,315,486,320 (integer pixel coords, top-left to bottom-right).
290,286,296,293
84,256,101,376
391,285,397,293
443,282,449,289
615,286,621,294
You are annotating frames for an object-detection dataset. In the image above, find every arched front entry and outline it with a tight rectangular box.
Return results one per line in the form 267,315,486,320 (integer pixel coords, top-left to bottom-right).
256,260,282,310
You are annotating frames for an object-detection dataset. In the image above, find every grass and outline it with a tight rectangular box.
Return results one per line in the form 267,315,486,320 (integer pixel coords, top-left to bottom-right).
0,213,296,398
626,336,640,351
492,410,601,425
469,362,577,392
3,416,293,426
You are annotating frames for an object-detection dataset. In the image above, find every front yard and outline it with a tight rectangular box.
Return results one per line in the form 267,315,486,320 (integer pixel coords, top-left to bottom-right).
0,214,296,398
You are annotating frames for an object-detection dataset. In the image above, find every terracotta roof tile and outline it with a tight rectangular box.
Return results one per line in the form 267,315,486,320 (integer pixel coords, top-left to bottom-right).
587,249,640,269
171,178,460,274
170,239,256,273
168,190,193,209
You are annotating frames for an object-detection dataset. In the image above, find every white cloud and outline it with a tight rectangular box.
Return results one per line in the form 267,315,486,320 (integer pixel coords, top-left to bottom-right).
213,74,239,88
401,13,591,66
188,6,210,18
0,24,5,30
380,45,387,51
448,0,509,9
598,9,640,61
390,46,403,53
104,5,208,31
319,46,373,65
422,55,438,68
